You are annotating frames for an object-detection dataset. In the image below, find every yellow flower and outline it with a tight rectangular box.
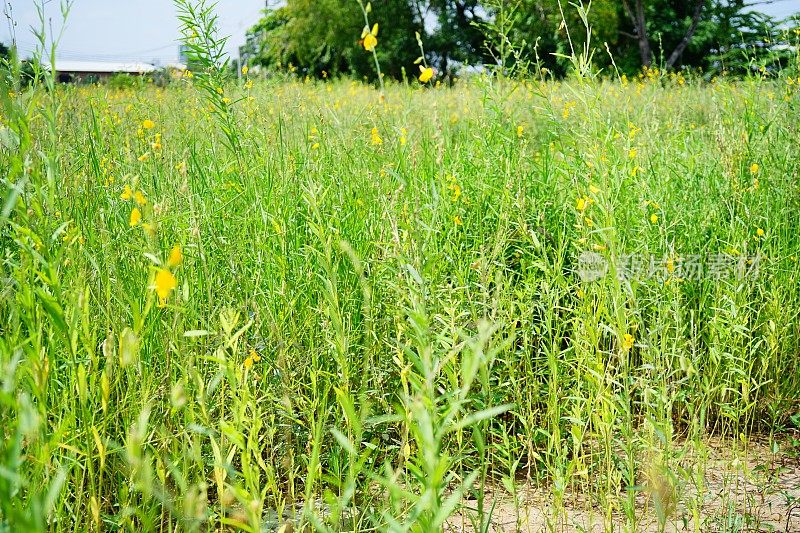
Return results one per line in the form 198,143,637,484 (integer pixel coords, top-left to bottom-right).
167,245,183,268
244,356,254,369
244,79,254,90
650,213,658,224
449,183,462,202
516,125,524,138
622,333,634,351
419,65,433,83
120,184,133,200
576,196,591,212
138,152,150,162
750,163,759,174
628,148,637,159
756,227,765,237
249,348,261,362
311,142,320,150
134,191,147,206
454,215,463,226
142,119,155,130
362,23,379,52
154,268,177,303
241,64,249,76
129,207,142,227
370,127,382,145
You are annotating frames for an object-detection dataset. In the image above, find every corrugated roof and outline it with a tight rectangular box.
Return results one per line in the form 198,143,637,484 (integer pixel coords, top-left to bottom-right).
44,61,157,73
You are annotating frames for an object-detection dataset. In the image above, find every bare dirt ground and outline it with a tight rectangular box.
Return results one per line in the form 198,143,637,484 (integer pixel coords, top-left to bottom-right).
446,435,800,532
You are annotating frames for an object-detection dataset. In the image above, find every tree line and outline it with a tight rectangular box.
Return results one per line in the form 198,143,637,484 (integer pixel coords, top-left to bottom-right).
239,0,799,79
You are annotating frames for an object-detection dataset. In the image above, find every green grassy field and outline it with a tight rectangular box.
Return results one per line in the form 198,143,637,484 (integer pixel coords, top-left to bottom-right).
2,68,800,531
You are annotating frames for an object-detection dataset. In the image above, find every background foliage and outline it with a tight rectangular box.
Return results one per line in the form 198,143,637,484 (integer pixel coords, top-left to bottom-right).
241,0,799,79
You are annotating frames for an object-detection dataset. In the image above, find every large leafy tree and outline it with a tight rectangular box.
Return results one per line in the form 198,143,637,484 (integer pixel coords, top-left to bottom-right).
511,0,620,76
613,0,785,73
241,0,420,80
425,0,490,76
509,0,792,75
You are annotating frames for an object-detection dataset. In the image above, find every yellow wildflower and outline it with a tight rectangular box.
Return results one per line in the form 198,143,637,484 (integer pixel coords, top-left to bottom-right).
450,183,462,202
750,163,759,174
650,213,658,224
241,64,249,76
120,184,133,200
419,65,434,83
142,119,155,130
134,191,147,206
362,23,378,52
167,245,183,268
622,333,634,351
454,215,463,226
370,127,382,145
129,207,142,227
154,268,177,304
756,227,765,237
516,125,524,138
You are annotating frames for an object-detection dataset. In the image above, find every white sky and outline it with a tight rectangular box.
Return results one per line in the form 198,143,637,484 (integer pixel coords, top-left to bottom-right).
0,0,797,64
1,0,266,64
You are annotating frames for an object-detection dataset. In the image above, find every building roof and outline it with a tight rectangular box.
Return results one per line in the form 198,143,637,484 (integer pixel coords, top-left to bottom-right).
44,61,158,73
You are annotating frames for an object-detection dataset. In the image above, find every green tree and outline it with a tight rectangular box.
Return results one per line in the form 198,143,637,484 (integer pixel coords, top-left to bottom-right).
509,0,795,75
425,0,490,76
511,0,620,76
614,0,787,73
242,0,420,80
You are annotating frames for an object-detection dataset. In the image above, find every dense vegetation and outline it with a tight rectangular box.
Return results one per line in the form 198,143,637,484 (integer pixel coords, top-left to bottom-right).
241,0,800,78
2,1,800,532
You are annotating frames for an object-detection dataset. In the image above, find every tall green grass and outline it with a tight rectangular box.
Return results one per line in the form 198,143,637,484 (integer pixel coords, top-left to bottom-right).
1,15,800,531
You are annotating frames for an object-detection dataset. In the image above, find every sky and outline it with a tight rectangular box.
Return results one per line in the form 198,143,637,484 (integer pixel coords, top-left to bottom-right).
0,0,797,64
0,0,266,64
